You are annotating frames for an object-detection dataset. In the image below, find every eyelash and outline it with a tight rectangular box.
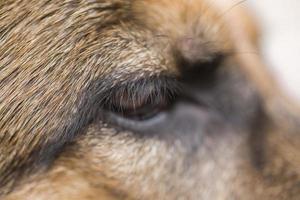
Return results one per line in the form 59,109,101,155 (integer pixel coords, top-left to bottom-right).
101,77,181,120
104,88,177,109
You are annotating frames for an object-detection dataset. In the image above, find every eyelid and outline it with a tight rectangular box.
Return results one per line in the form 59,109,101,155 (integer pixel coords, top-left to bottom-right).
108,109,168,129
100,76,181,110
104,86,176,112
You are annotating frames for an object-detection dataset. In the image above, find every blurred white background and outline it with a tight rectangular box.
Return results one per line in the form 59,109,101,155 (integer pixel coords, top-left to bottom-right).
248,1,300,101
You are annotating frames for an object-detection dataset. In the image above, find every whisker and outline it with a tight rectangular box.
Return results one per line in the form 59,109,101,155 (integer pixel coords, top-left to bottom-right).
218,0,248,19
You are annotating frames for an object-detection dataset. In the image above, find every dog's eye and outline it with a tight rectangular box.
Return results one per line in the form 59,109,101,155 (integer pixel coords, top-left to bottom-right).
102,77,180,121
110,96,169,121
104,88,174,121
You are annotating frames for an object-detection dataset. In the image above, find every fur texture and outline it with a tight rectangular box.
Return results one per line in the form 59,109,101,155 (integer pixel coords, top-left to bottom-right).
0,0,300,199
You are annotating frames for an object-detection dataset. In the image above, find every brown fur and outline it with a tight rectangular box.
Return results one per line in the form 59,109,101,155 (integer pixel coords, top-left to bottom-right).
0,0,300,199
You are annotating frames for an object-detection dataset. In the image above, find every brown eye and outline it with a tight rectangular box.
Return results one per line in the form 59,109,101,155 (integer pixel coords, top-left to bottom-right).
118,98,168,120
109,92,169,121
102,77,180,121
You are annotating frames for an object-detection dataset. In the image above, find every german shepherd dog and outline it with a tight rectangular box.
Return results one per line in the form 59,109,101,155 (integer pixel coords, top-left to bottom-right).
0,0,299,199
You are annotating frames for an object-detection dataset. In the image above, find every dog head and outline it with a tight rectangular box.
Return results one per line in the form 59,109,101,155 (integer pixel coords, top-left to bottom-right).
1,0,300,199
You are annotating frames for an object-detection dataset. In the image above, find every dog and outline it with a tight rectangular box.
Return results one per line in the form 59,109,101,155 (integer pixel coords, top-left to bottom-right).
0,0,299,199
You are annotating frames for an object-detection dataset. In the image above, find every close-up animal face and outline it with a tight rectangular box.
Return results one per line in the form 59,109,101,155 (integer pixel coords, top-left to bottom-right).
0,0,300,199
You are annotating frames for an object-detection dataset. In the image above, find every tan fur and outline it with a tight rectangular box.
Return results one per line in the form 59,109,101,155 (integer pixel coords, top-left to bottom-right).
1,0,300,199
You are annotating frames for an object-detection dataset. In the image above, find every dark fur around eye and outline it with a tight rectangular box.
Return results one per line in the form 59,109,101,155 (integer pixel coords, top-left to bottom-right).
177,53,226,83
